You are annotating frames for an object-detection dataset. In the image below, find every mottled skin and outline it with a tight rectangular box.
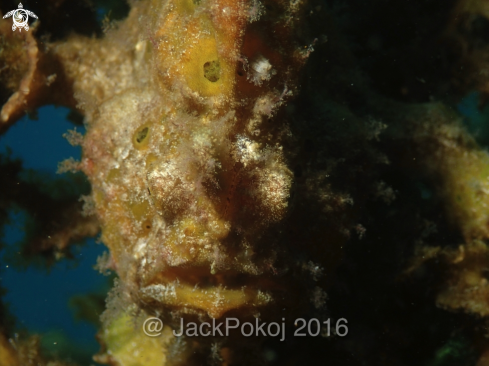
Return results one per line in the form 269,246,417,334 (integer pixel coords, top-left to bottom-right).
80,0,334,341
0,0,345,363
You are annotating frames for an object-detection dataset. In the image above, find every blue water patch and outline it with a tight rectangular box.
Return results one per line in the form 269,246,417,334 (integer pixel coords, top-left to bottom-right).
0,106,84,173
1,216,105,362
0,106,106,364
457,92,489,147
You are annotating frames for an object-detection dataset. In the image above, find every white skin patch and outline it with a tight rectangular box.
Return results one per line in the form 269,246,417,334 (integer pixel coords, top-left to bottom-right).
249,55,275,85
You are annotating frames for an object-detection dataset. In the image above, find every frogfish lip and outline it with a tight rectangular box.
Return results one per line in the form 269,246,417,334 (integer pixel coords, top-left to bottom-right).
138,267,284,319
134,180,290,318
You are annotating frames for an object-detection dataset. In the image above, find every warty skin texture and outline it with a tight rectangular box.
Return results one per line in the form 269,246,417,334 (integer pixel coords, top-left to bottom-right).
0,0,353,363
75,0,352,363
77,0,345,358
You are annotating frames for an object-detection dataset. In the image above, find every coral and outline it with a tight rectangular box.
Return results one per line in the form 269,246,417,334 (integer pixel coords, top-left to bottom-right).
0,332,77,366
0,17,77,133
444,0,489,103
0,154,98,265
381,101,489,241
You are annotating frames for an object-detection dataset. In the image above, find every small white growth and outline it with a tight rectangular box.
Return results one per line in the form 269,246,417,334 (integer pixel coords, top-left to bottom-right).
57,157,80,174
134,40,147,68
303,261,324,281
248,0,265,22
134,238,148,258
80,194,96,217
234,135,261,167
210,342,224,365
249,55,275,86
45,74,57,86
121,147,130,160
255,167,292,220
63,128,84,146
257,290,273,304
141,283,177,302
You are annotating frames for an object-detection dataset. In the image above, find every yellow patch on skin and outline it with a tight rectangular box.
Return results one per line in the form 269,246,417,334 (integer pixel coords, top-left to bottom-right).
179,0,198,14
155,2,235,100
145,153,159,167
0,333,20,366
130,200,151,221
182,34,233,97
95,312,173,366
141,283,272,318
107,168,120,182
440,149,489,241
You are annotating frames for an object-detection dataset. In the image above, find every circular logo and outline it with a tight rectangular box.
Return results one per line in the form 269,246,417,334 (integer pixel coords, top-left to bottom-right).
3,4,38,32
13,9,28,28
